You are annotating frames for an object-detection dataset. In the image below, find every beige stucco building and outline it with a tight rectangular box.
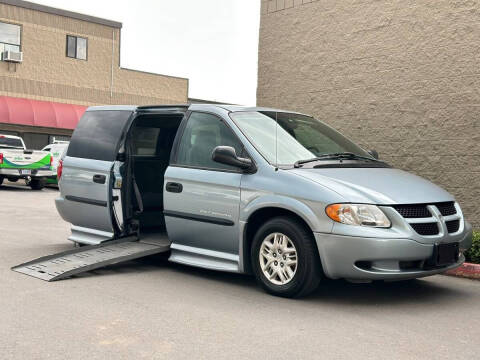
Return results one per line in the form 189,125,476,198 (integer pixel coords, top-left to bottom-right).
257,0,480,227
0,0,188,148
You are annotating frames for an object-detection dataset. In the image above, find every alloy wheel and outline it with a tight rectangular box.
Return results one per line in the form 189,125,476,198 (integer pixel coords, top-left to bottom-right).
259,232,298,285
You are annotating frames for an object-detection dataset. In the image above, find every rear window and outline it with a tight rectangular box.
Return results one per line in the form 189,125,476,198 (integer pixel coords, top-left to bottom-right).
67,110,132,161
0,136,23,149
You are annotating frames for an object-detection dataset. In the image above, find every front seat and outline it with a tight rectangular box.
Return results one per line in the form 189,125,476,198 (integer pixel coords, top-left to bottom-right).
189,130,218,168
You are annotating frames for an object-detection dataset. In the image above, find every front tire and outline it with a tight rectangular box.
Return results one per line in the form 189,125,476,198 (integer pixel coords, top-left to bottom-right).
251,216,322,298
29,178,46,190
0,176,3,186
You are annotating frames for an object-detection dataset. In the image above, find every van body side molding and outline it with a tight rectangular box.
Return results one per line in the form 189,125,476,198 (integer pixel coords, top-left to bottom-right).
164,210,234,226
65,195,108,207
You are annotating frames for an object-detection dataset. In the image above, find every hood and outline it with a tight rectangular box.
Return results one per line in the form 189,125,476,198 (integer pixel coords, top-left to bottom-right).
291,167,454,205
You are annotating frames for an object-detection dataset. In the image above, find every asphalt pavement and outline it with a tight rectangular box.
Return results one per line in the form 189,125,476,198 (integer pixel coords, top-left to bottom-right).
0,181,479,359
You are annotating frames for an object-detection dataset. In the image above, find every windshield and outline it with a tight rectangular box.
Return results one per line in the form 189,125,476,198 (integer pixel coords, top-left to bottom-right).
229,111,373,166
0,136,24,149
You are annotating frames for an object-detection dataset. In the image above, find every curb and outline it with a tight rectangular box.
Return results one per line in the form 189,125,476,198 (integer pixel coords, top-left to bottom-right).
445,262,480,279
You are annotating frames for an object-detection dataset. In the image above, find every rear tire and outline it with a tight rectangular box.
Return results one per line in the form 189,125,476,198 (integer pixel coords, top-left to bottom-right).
0,176,4,186
29,178,46,190
251,216,322,298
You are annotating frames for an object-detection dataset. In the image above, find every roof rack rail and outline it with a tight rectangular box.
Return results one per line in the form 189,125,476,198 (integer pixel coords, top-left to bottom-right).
136,104,190,110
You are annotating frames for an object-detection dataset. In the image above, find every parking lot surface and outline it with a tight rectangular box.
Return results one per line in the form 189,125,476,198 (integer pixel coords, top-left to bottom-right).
1,182,479,359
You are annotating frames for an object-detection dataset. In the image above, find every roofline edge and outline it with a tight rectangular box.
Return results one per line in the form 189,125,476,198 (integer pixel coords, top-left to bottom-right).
0,0,122,28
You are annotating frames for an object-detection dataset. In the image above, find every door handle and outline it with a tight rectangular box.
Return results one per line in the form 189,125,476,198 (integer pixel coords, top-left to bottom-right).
93,174,106,184
166,182,183,193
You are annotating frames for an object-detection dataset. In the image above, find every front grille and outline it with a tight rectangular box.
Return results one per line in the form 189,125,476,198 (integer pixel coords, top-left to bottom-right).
410,223,439,236
446,220,460,233
393,204,431,218
435,202,457,216
392,201,460,237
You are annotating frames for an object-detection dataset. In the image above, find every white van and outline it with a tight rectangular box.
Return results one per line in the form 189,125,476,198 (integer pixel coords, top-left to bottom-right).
42,141,69,185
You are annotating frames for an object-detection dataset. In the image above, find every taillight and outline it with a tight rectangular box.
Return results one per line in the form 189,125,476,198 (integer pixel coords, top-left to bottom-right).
0,153,3,164
50,155,53,168
57,159,63,180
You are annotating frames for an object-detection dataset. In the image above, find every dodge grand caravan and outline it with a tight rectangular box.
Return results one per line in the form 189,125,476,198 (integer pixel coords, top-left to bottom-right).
55,104,473,297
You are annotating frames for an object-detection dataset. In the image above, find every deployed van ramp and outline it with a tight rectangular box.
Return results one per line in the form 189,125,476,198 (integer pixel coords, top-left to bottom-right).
12,236,170,281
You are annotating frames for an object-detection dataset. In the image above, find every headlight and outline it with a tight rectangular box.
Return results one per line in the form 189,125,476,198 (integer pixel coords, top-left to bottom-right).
325,203,391,228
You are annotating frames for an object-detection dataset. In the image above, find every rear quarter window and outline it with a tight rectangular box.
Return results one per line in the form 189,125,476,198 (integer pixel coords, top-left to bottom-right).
67,110,132,161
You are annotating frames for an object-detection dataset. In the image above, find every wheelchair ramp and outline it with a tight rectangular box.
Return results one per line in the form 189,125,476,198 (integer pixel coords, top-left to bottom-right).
12,236,170,281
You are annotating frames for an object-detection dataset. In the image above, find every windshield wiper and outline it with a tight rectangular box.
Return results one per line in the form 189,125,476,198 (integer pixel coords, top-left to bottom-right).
294,152,379,168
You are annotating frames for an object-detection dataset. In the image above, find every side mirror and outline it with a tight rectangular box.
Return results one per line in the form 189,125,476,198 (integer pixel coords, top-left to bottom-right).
368,149,379,160
212,146,253,171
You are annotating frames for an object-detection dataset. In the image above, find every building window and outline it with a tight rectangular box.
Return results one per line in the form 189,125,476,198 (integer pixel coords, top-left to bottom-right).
48,135,71,143
0,21,21,55
66,35,87,60
22,132,50,150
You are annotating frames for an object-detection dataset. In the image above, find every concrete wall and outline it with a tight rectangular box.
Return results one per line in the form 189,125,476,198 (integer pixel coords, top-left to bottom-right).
0,1,188,106
257,0,480,227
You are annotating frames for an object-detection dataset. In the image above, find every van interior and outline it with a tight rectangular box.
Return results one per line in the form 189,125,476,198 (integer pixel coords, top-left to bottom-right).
125,113,184,236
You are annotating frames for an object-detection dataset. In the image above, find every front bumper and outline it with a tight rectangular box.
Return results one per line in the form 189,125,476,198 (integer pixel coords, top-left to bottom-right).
46,175,58,184
314,224,473,280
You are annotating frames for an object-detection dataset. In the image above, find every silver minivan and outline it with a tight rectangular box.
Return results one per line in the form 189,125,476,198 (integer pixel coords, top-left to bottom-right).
55,104,473,297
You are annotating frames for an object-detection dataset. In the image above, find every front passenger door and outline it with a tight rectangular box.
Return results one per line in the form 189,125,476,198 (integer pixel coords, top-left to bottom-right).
164,112,244,258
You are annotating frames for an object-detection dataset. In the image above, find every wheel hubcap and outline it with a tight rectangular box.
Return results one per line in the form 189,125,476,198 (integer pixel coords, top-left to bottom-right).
259,232,297,285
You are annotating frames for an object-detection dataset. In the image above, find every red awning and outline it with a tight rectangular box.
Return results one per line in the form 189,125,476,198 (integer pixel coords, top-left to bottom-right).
0,96,87,130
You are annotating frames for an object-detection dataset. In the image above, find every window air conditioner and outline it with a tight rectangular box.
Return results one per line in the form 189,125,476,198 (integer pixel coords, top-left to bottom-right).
2,51,23,63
